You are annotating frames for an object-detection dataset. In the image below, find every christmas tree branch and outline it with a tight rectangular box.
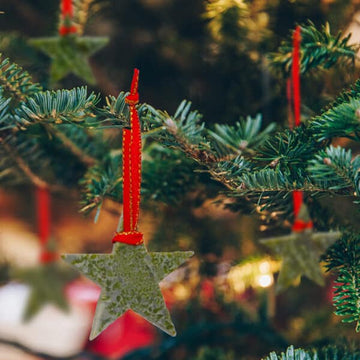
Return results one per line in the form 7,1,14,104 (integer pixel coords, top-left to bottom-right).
0,55,42,103
264,345,360,360
323,232,360,332
0,136,49,188
45,125,97,166
269,21,359,77
308,146,359,194
15,87,98,128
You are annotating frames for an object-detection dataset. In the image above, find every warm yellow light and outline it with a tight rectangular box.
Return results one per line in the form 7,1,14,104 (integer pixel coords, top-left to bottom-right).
256,274,273,288
173,284,190,301
259,261,270,273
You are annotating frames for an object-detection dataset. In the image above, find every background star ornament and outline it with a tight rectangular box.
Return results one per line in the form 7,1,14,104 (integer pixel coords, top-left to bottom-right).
63,242,194,340
29,35,108,84
12,262,79,321
260,206,341,292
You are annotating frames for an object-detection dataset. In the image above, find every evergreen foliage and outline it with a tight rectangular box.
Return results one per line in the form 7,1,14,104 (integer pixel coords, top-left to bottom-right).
2,12,360,356
0,54,42,102
269,22,359,77
323,232,360,332
264,345,360,360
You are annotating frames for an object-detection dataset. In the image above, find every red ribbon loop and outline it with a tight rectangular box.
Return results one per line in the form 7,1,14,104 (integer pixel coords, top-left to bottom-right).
113,69,143,246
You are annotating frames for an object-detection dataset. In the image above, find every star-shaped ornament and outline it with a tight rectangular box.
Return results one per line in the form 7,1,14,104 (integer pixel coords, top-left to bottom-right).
13,262,79,321
260,206,341,292
29,35,108,84
63,242,193,340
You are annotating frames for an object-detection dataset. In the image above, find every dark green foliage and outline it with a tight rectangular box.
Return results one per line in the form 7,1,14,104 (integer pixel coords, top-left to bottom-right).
145,100,208,151
308,146,360,194
256,127,318,175
141,145,200,205
102,92,130,128
190,346,234,360
310,98,360,141
264,345,360,360
0,54,42,102
15,87,98,128
80,153,123,216
269,22,358,77
208,114,276,158
323,232,360,331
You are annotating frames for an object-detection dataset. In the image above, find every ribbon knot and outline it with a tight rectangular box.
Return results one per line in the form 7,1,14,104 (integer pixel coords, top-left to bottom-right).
125,93,139,106
112,231,143,245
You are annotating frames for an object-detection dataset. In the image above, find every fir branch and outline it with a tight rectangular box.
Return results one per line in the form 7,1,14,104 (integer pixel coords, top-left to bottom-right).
324,79,360,109
309,98,360,141
46,124,103,167
101,91,130,127
308,146,359,194
15,87,98,128
323,232,360,332
269,21,358,77
80,152,123,215
264,345,360,360
0,54,42,102
144,101,216,164
239,168,305,193
0,94,12,130
0,135,49,189
208,114,275,158
256,127,318,173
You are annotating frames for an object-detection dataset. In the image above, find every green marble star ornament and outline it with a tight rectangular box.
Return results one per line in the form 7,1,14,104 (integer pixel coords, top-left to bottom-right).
260,206,341,292
12,262,79,321
63,242,193,339
29,35,108,84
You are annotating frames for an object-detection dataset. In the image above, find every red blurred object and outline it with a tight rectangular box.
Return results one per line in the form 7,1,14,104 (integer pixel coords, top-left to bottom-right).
36,187,58,263
87,310,156,358
59,0,77,35
61,0,74,17
292,26,301,127
59,25,77,36
66,280,156,358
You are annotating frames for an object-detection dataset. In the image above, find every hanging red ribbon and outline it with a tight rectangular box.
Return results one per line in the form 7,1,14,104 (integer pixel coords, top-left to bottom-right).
36,187,57,263
286,78,294,129
59,0,77,36
292,26,301,127
289,26,312,232
112,69,143,246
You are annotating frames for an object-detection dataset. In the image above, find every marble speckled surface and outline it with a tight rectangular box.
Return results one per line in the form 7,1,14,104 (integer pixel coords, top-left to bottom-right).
63,242,193,339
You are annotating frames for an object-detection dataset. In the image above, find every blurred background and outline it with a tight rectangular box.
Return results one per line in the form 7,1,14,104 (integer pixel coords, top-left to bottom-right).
1,0,360,359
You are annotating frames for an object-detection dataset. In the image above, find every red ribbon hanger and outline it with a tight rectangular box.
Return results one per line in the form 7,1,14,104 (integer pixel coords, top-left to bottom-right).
292,26,301,128
112,69,143,246
36,187,57,263
289,26,313,232
59,0,77,36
